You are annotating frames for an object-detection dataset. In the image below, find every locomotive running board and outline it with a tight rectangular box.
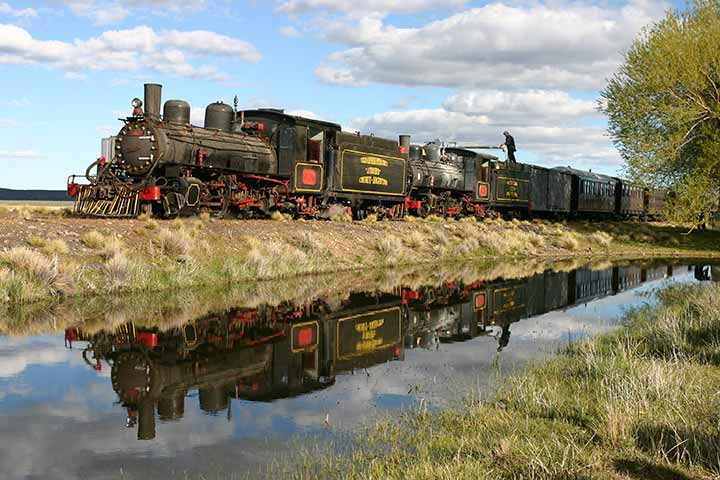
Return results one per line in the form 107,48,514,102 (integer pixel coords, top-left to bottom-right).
73,185,141,218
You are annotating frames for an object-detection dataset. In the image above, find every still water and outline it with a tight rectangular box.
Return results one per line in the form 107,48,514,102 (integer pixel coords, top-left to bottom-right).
0,260,716,479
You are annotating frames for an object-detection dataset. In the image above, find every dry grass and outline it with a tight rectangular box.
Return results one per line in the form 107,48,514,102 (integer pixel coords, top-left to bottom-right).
589,231,614,248
103,251,132,289
0,247,60,301
271,210,293,221
26,236,69,255
556,231,580,251
330,212,352,222
373,235,405,264
144,218,159,230
287,231,325,253
156,228,194,258
81,230,107,250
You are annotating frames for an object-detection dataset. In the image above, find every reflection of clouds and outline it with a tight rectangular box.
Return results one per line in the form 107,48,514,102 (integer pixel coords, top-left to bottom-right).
0,337,75,378
0,269,699,478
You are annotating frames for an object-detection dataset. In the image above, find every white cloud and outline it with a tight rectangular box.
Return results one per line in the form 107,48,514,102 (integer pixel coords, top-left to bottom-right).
279,25,301,37
275,0,466,16
64,72,86,80
190,107,205,126
0,24,260,81
0,119,16,127
1,97,30,107
0,150,46,158
57,0,207,25
0,2,38,18
350,107,621,171
312,0,667,90
391,96,417,109
285,109,321,119
443,90,599,125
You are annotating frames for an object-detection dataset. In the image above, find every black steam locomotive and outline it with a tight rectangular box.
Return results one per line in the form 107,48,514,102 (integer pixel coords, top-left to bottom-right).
68,83,667,220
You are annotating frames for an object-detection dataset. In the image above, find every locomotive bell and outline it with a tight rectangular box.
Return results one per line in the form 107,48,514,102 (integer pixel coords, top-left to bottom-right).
205,101,234,133
163,99,191,125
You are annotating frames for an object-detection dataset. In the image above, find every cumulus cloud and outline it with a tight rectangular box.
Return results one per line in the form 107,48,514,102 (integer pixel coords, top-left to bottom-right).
279,26,301,37
0,2,38,18
312,0,667,90
0,150,46,158
275,0,466,16
349,106,620,170
56,0,207,25
443,90,599,125
0,24,260,80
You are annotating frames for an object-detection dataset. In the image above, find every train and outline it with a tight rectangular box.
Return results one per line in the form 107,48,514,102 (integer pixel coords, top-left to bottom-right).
67,83,668,220
64,261,695,440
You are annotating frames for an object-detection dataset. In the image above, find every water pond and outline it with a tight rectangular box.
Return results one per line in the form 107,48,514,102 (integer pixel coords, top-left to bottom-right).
0,259,717,479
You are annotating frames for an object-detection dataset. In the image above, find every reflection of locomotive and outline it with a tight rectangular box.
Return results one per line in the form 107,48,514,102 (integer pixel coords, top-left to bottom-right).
68,82,668,220
66,261,688,440
402,263,686,353
67,292,404,440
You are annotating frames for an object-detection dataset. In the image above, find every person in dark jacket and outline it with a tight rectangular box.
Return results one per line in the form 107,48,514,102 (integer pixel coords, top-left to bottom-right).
501,131,517,163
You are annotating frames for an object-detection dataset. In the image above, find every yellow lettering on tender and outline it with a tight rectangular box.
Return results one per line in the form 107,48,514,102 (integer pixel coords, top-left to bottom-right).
365,166,381,176
362,330,377,340
360,156,389,167
355,318,385,333
356,338,385,352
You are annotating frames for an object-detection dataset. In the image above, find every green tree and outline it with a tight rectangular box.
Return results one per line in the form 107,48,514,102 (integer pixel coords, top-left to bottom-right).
601,0,720,226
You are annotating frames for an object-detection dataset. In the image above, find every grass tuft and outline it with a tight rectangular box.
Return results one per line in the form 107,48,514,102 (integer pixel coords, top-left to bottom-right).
26,236,69,255
81,230,108,250
157,228,193,258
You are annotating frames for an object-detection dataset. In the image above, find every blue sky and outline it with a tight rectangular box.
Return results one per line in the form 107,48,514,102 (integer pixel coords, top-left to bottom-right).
0,0,680,189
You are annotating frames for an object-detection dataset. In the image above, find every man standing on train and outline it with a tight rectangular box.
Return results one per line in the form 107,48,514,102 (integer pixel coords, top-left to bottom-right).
501,131,517,163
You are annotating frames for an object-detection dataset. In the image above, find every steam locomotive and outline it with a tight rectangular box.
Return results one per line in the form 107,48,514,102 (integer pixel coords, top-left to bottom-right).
68,83,667,220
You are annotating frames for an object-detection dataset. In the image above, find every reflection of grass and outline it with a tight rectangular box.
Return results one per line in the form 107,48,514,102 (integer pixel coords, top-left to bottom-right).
0,256,613,335
287,283,720,479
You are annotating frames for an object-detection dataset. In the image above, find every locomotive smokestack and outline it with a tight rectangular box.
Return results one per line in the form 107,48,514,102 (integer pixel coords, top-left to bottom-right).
144,83,162,120
399,135,411,149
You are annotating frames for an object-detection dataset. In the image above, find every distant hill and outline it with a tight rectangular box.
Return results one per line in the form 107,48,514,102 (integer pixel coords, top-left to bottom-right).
0,188,71,201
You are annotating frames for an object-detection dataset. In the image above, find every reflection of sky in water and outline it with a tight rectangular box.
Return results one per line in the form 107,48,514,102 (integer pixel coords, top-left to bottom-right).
0,265,700,479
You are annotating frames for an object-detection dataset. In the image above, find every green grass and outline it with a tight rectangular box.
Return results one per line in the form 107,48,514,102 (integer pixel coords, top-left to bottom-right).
285,283,720,480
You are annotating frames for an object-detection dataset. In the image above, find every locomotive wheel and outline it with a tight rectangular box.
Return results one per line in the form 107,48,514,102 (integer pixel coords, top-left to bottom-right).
353,208,368,221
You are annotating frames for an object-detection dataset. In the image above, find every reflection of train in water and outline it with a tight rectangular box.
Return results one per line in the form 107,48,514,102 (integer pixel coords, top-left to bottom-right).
65,262,691,440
